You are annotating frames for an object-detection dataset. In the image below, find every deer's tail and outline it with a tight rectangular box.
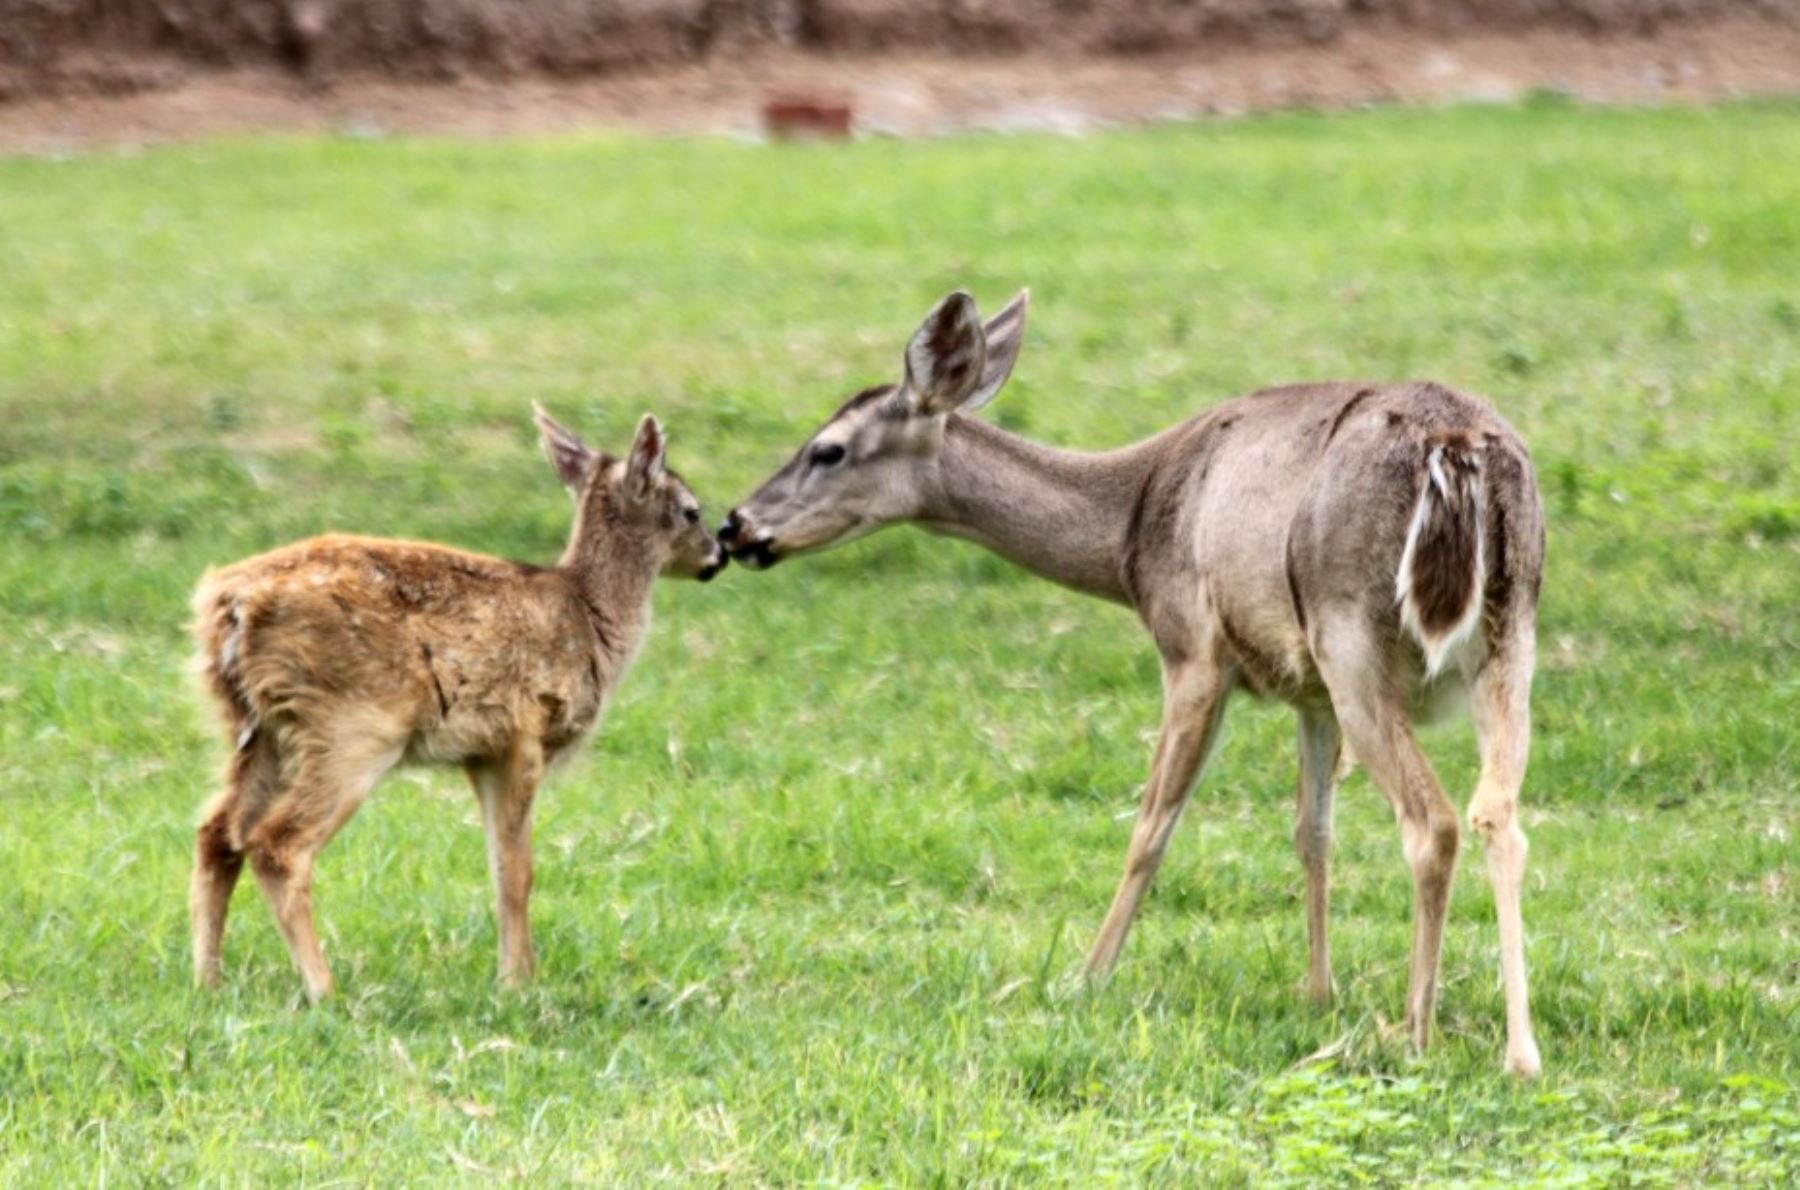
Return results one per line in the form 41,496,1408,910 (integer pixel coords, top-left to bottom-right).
1395,438,1485,677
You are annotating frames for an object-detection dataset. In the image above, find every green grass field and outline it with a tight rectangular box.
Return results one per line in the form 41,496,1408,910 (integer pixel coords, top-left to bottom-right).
2,101,1796,1183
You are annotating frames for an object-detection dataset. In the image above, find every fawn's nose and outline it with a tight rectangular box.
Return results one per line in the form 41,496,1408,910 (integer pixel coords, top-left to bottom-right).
718,512,742,545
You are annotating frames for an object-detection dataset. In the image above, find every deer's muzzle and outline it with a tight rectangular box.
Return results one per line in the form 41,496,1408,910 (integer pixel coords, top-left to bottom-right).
719,511,781,569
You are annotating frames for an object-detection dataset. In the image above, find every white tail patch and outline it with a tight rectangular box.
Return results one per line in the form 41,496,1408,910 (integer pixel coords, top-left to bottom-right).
1395,445,1486,678
195,592,261,751
219,599,245,676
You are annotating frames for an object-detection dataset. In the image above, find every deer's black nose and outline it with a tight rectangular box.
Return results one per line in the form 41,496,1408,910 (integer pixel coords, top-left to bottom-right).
718,512,742,544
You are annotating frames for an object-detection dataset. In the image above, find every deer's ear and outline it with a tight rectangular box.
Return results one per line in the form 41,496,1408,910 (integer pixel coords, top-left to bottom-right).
534,403,597,491
962,288,1028,413
624,413,666,501
901,290,987,416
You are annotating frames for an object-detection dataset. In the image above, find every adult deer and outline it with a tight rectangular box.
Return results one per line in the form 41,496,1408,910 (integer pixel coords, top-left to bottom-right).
190,407,724,1002
721,290,1545,1076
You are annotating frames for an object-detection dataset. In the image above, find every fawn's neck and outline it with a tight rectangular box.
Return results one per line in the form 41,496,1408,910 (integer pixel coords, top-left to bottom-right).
560,515,662,668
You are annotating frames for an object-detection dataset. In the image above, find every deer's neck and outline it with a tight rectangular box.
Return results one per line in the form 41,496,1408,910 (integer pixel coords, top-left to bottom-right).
919,415,1155,605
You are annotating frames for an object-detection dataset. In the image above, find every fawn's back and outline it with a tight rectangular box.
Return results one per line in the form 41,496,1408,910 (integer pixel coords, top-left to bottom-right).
194,533,615,775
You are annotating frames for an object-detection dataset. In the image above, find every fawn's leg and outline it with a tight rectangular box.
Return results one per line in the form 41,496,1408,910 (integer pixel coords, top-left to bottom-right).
1085,656,1232,977
246,733,401,1004
469,740,545,987
191,733,279,988
191,800,246,989
250,844,331,1004
1468,626,1543,1077
1294,708,1342,1006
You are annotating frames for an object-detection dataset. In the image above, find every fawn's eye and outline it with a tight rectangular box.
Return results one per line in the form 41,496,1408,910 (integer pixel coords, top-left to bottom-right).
810,443,847,468
683,507,700,525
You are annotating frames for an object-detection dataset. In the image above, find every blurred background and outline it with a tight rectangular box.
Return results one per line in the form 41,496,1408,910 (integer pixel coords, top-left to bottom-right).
3,0,1799,145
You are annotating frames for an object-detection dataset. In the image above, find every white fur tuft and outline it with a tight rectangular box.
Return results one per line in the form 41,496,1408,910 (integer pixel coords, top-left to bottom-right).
219,600,244,675
1395,446,1486,678
215,597,261,750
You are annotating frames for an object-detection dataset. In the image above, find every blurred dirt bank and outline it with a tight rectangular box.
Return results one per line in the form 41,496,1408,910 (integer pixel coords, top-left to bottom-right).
1,5,1797,150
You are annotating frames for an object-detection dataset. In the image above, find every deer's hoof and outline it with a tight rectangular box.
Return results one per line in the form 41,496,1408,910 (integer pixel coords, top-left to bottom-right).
1505,1039,1543,1079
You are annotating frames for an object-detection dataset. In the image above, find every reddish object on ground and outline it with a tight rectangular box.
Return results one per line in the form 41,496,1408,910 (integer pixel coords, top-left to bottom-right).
762,96,853,140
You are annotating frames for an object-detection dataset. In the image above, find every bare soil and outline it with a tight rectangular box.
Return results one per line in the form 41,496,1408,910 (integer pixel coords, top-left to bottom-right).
6,2,1795,91
2,19,1797,153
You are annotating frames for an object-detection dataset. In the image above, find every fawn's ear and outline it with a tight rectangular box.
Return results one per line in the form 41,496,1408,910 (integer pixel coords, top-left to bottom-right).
900,290,988,417
963,288,1028,413
624,413,666,501
534,403,597,491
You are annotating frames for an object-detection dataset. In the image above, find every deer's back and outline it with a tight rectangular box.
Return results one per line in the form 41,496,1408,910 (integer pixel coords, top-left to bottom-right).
1130,381,1539,701
1178,380,1534,545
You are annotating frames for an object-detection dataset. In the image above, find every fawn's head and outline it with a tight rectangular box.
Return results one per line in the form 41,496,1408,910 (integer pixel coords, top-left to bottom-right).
534,405,725,581
720,288,1028,567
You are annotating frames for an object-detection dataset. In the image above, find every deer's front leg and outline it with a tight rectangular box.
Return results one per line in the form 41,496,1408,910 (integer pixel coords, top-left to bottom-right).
469,744,544,987
1085,658,1231,978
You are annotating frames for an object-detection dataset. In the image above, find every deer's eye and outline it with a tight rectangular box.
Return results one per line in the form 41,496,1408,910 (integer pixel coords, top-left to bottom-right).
810,443,847,467
683,507,701,525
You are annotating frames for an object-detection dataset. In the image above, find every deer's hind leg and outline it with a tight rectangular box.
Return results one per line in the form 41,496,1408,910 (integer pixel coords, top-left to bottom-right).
1313,618,1461,1050
1294,709,1342,1005
244,723,404,1004
1468,626,1542,1077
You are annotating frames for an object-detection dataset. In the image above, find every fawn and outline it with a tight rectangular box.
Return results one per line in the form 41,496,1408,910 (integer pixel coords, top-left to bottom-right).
190,406,723,1002
722,291,1546,1075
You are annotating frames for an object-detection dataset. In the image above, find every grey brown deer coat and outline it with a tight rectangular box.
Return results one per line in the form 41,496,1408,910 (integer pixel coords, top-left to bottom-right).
721,290,1546,1075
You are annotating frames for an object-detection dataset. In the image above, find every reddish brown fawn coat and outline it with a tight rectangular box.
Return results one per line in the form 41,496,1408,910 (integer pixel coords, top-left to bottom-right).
190,408,723,1002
